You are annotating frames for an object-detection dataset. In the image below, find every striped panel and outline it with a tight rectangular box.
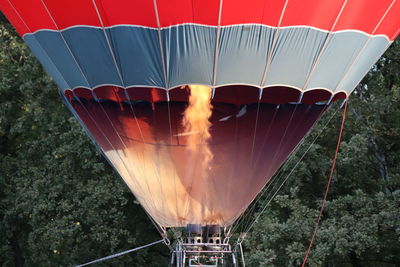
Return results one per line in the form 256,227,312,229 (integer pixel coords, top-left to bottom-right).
23,25,391,95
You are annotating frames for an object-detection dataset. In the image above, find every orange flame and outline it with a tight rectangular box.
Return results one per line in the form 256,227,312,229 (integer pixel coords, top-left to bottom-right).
183,85,213,177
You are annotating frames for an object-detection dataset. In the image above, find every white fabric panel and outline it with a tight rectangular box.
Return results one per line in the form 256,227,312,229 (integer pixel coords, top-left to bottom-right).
162,25,216,88
216,25,274,86
264,27,328,89
335,36,390,93
306,32,369,93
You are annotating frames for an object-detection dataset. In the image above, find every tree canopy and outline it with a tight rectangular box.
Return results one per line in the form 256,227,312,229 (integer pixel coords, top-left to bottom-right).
1,14,399,267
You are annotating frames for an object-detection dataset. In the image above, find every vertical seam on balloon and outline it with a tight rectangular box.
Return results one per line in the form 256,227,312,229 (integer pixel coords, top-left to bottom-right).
191,0,224,225
3,1,29,36
95,92,169,225
152,0,169,90
70,91,147,198
262,103,301,195
211,0,223,87
90,0,125,87
334,0,397,93
230,106,279,234
248,0,290,216
122,92,169,227
223,111,241,226
153,0,181,224
301,0,348,92
249,1,290,222
91,89,166,222
90,0,167,225
39,0,91,88
259,0,289,87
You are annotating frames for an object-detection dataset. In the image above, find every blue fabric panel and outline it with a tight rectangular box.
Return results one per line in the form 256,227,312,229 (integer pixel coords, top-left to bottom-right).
25,32,89,90
106,27,164,88
24,35,69,90
62,27,122,88
216,25,274,87
161,25,216,88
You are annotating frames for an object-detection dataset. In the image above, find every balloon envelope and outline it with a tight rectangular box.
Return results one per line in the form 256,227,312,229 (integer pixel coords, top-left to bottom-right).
1,0,399,226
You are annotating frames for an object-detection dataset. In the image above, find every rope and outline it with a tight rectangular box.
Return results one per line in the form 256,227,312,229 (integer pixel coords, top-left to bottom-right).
239,242,246,267
301,99,348,266
74,239,164,267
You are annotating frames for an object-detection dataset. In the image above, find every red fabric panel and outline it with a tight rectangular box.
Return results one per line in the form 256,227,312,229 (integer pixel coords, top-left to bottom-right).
375,1,400,40
281,0,345,30
94,86,127,102
156,0,219,27
260,86,300,104
168,87,190,102
221,0,286,26
332,91,347,102
71,87,168,103
6,0,55,32
2,0,399,38
64,90,73,100
334,0,393,34
95,0,157,27
213,86,259,105
0,0,29,35
127,88,168,103
74,88,94,100
191,0,220,25
301,89,332,105
41,0,101,29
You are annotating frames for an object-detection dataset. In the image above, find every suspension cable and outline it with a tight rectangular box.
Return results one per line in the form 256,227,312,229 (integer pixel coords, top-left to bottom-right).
301,99,348,266
243,101,346,238
231,102,342,236
74,239,164,267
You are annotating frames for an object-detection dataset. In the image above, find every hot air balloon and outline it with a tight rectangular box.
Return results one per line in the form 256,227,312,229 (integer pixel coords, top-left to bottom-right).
1,0,399,266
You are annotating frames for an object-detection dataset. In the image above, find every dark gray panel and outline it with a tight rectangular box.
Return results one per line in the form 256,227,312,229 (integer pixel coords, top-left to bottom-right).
24,35,69,90
62,27,122,88
25,32,89,89
216,25,274,86
107,27,164,88
162,25,216,88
